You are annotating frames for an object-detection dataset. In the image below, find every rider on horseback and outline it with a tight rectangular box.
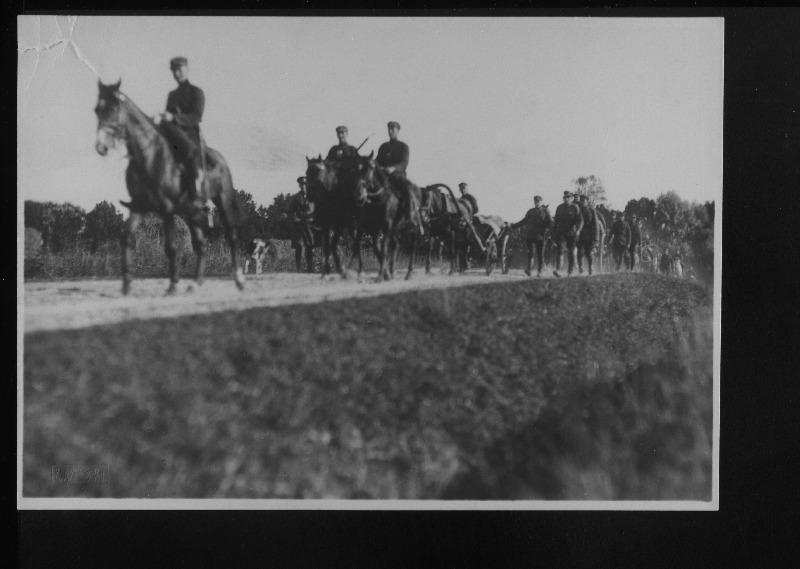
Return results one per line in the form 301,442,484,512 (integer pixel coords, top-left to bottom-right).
157,57,208,213
326,126,359,161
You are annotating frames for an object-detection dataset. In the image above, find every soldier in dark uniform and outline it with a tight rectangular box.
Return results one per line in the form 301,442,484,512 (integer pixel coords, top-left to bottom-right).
377,121,415,222
288,176,315,272
511,195,552,277
576,194,600,276
158,57,207,210
376,121,409,179
552,191,584,277
606,211,632,272
326,126,359,161
627,212,642,271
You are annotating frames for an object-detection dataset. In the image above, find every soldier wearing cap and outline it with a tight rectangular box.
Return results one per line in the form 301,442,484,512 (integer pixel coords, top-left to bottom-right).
287,176,315,272
158,57,207,209
552,190,584,277
376,121,409,179
326,126,359,161
606,211,632,272
576,194,600,275
511,195,552,277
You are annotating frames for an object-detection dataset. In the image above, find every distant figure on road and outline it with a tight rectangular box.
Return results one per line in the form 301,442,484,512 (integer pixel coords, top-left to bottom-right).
627,213,642,272
576,194,600,275
511,195,552,277
552,190,584,277
606,211,631,272
288,176,316,271
673,251,684,277
326,126,359,162
158,56,207,211
660,248,674,275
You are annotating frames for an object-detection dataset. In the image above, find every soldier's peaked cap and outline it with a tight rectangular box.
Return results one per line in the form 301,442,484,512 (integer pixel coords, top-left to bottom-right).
297,176,307,183
458,182,468,188
170,57,188,69
534,195,542,201
387,121,401,129
579,193,589,200
563,191,573,198
335,126,348,133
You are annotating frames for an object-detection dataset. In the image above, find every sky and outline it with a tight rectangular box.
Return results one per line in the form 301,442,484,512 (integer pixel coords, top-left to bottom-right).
18,16,723,222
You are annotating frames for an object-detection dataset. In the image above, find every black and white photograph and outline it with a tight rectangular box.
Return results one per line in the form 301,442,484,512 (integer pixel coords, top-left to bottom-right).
18,15,721,507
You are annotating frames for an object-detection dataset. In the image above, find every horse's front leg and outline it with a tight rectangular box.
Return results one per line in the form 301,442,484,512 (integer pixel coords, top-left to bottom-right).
448,230,456,275
405,228,416,280
223,223,245,290
120,211,143,295
163,215,180,295
330,226,347,278
346,228,362,279
375,230,390,283
321,225,332,277
187,222,207,291
387,227,398,281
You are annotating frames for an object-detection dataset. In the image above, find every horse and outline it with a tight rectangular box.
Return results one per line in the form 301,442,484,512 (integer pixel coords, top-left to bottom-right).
352,154,422,282
304,156,361,278
419,183,464,275
93,79,244,295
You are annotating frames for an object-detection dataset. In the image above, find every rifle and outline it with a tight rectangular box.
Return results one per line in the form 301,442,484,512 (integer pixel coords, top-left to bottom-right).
356,135,372,152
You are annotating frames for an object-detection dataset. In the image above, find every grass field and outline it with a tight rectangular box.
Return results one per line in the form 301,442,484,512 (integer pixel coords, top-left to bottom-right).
23,273,713,500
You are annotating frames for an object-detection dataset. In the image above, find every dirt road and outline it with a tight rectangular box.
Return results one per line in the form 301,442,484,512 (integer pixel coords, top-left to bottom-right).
23,268,559,333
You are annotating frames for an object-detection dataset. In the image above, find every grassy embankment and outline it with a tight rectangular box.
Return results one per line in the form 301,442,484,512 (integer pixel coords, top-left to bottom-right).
23,273,713,500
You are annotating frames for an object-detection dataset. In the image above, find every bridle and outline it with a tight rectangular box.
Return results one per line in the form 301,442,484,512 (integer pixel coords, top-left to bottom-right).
96,91,160,156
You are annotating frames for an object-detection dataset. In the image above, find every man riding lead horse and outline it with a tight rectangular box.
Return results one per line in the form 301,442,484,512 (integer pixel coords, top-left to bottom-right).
156,56,208,214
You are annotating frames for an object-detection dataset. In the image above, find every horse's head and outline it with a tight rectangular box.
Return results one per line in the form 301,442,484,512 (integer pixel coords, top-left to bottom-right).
419,185,439,224
352,151,387,207
94,79,127,156
305,155,333,203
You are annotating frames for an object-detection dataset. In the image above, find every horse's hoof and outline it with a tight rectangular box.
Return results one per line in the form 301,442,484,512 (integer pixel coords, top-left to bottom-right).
122,281,131,295
166,285,178,296
405,272,413,281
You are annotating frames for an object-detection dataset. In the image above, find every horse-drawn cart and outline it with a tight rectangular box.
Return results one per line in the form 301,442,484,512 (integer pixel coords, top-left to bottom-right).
460,214,511,275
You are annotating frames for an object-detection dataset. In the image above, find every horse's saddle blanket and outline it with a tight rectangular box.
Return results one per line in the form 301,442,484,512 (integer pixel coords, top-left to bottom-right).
474,214,506,237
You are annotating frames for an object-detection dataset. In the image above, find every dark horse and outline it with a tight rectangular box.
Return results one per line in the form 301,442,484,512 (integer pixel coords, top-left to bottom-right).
351,153,422,282
304,156,361,278
419,183,470,275
94,80,244,295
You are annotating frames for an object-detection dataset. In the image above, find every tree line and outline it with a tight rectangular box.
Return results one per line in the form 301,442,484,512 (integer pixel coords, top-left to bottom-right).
23,189,293,256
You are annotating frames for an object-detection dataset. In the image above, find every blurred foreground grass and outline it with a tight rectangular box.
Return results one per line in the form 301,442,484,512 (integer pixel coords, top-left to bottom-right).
23,273,713,500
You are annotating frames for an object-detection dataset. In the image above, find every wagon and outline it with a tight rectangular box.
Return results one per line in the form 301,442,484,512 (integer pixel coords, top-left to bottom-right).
459,214,511,275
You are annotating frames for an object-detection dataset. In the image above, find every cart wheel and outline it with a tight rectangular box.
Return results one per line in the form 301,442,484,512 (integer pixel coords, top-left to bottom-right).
500,235,510,274
485,238,497,275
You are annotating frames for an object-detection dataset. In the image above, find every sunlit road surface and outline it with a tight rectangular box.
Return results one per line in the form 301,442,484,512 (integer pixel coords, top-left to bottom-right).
22,268,597,333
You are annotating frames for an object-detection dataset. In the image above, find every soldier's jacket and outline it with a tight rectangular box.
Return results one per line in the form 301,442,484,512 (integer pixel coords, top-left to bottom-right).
376,139,410,174
511,206,552,241
553,202,584,238
608,219,632,247
289,191,313,224
629,223,642,249
578,203,601,243
166,81,205,133
326,143,359,161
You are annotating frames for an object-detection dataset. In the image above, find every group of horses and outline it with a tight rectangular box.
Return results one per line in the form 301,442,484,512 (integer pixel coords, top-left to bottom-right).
93,80,485,294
